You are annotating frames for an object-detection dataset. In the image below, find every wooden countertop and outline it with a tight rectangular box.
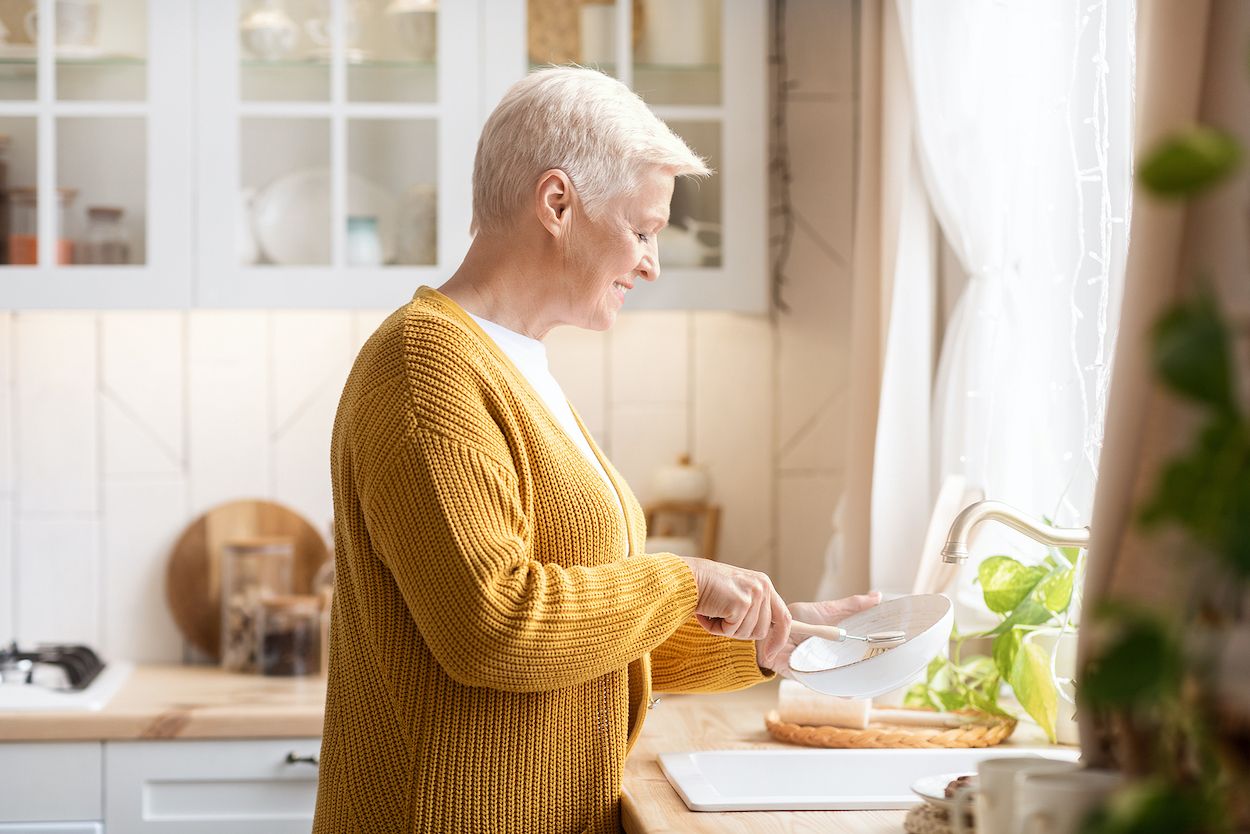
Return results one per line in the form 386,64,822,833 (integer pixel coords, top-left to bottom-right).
0,665,327,741
621,680,906,833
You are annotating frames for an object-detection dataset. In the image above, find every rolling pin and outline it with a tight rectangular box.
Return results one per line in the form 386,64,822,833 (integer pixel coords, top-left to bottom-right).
777,680,975,729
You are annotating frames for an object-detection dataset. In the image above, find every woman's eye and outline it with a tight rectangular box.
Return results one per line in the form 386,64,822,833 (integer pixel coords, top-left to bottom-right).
637,232,650,244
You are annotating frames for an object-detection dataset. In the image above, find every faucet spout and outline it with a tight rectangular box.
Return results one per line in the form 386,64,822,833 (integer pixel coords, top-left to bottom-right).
941,500,1091,564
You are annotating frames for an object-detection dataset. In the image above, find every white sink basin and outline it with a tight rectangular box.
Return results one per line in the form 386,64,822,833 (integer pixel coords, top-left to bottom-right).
659,746,1079,811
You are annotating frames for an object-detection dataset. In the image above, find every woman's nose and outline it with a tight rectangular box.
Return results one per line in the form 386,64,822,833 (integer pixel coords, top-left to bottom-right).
638,250,660,283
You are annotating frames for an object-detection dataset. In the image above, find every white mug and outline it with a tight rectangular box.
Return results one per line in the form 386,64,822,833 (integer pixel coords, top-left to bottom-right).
952,756,1079,834
1015,768,1122,834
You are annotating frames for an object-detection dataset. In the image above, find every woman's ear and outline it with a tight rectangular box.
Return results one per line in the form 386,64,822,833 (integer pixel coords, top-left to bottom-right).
534,169,574,238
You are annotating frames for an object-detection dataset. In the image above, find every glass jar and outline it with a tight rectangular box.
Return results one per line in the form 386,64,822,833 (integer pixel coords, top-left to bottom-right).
312,530,335,676
256,595,322,677
346,215,382,266
78,205,130,264
6,187,76,265
220,536,294,673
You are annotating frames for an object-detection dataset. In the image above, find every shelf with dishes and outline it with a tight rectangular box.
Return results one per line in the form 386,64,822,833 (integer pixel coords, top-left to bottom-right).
0,51,145,66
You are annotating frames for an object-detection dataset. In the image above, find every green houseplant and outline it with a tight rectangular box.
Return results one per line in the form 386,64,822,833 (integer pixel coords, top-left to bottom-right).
906,543,1081,742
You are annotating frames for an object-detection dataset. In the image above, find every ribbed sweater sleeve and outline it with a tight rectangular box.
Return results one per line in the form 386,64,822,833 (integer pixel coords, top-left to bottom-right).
649,616,775,694
361,422,700,693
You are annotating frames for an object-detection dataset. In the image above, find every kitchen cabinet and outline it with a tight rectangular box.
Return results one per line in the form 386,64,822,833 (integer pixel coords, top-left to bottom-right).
103,738,322,833
0,742,103,828
0,0,194,308
0,0,765,311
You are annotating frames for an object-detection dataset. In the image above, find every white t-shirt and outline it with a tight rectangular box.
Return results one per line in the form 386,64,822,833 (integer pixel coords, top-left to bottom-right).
467,313,628,533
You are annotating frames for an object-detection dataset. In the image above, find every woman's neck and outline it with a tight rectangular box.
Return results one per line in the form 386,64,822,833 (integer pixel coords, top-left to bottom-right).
437,233,566,341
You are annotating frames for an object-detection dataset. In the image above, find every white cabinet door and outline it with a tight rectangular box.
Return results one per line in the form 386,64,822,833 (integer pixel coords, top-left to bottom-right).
504,0,769,312
104,738,322,833
0,742,102,823
0,0,195,309
194,0,480,309
0,825,102,833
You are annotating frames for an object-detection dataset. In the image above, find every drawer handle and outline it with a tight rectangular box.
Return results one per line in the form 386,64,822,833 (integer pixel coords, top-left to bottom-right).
284,752,320,767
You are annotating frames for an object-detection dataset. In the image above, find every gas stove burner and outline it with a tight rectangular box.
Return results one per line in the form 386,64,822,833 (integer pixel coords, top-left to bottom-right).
0,641,106,691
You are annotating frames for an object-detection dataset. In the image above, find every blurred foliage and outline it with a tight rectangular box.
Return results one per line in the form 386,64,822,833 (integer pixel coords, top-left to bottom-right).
1080,78,1249,834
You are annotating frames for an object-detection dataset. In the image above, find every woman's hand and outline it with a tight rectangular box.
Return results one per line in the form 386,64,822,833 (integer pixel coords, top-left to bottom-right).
758,592,883,678
679,557,792,666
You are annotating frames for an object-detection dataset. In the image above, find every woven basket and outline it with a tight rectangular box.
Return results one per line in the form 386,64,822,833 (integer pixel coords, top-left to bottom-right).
765,708,1016,749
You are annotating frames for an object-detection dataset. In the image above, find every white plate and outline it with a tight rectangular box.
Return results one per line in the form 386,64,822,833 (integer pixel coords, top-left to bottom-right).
251,168,397,265
910,771,976,812
789,594,953,698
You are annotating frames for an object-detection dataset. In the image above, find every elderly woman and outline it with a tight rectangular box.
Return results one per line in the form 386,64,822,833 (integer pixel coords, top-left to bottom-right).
312,67,879,834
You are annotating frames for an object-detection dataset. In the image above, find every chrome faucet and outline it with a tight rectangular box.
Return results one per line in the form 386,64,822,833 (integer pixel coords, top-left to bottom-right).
941,500,1091,564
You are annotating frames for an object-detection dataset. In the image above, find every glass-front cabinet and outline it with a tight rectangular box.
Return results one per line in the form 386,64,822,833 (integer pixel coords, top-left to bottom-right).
0,0,764,310
0,0,192,308
196,0,476,307
524,0,765,311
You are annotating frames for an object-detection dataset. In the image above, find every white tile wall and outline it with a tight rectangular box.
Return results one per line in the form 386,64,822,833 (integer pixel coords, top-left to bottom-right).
0,0,856,655
0,314,11,642
187,312,270,515
16,314,98,514
16,516,100,645
693,313,775,576
101,312,184,478
102,478,186,662
0,314,12,497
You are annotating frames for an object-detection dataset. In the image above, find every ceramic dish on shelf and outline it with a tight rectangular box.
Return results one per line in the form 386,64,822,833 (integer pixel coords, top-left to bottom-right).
910,772,976,814
250,168,398,266
788,594,953,699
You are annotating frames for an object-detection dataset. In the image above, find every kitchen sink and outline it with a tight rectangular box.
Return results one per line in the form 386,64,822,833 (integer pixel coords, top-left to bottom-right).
659,746,1079,811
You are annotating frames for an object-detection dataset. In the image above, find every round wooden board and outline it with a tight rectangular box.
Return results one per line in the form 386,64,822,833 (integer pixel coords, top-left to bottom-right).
165,499,329,659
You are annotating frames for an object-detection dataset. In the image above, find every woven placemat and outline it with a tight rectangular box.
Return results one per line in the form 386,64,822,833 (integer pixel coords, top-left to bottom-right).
765,708,1016,749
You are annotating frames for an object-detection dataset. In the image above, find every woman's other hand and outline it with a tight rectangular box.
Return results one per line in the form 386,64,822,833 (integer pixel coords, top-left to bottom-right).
679,557,792,666
758,592,883,678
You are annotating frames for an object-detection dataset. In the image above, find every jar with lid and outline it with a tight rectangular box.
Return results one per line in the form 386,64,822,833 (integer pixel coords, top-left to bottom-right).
6,187,76,265
220,536,294,673
78,205,130,264
257,595,322,676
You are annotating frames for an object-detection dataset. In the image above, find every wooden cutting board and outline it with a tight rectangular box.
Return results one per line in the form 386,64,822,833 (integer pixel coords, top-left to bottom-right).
165,499,329,659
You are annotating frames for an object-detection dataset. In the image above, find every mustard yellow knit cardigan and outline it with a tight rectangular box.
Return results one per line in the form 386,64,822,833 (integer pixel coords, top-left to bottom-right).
312,287,770,834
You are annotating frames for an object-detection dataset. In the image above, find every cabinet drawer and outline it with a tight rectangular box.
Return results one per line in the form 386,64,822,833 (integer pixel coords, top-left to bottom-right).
0,743,102,822
105,738,321,833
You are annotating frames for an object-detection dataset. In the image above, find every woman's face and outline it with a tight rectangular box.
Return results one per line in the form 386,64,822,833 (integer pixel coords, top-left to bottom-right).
563,167,674,331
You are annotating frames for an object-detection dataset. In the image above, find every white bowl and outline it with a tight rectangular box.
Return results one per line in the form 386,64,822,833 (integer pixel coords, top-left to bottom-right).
789,594,953,699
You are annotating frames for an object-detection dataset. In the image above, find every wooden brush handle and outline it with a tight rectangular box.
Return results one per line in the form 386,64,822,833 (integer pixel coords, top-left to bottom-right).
789,620,849,642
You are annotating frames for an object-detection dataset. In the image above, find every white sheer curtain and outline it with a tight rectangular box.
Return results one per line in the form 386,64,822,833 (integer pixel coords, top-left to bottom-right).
884,0,1136,624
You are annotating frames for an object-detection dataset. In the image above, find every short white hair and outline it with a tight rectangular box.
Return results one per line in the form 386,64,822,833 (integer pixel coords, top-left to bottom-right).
471,66,711,236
